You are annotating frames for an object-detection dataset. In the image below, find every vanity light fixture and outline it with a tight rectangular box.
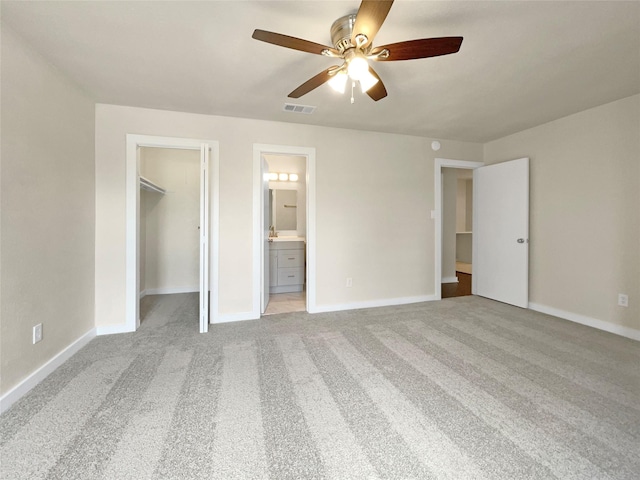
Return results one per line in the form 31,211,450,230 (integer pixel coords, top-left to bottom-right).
269,172,300,182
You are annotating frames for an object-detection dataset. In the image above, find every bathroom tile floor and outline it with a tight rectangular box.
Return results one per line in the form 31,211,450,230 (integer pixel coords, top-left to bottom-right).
263,290,306,315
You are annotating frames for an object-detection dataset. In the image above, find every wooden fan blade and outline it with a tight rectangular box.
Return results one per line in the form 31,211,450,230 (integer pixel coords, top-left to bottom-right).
288,67,337,98
351,0,394,49
371,37,463,61
366,67,387,101
252,29,339,56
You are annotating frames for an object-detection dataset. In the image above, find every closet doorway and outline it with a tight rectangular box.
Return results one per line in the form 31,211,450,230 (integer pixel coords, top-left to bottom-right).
125,135,220,333
139,147,200,319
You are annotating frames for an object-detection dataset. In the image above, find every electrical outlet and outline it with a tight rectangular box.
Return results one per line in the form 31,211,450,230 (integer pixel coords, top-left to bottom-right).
33,324,43,344
346,277,353,288
618,294,628,307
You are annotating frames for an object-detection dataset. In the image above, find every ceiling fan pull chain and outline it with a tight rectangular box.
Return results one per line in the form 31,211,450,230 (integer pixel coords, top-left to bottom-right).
351,81,355,104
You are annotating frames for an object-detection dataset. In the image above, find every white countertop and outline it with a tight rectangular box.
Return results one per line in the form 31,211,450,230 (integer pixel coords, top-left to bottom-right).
269,236,306,242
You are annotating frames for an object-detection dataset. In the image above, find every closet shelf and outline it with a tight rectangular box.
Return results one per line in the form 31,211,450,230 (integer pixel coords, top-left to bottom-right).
139,176,166,195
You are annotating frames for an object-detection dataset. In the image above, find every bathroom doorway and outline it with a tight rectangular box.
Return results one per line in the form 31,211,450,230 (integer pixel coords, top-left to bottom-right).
253,143,317,317
264,154,307,315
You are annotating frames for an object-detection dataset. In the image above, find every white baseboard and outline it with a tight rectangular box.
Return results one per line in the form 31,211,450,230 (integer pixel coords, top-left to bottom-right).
142,286,199,296
96,323,136,336
528,302,640,341
0,328,97,415
442,276,459,284
310,294,438,314
214,311,258,324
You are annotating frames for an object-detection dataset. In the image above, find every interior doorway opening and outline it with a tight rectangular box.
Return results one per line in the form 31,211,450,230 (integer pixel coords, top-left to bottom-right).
253,143,317,318
263,154,307,315
138,147,200,322
434,158,484,300
435,157,530,308
125,135,220,334
441,167,474,298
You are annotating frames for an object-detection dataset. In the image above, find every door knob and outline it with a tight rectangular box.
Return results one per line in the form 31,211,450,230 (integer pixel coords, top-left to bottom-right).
517,238,526,243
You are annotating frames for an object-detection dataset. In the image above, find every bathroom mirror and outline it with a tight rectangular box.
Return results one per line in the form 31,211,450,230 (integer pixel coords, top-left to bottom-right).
269,189,297,231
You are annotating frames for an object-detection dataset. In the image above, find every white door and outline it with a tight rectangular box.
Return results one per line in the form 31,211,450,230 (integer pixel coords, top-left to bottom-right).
261,157,270,313
473,157,529,308
199,144,210,333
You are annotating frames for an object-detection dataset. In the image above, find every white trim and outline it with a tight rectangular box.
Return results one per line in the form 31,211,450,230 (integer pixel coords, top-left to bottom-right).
125,134,220,333
434,158,484,301
0,328,96,414
529,302,640,341
214,311,258,324
311,295,438,314
210,142,220,324
253,144,316,318
199,143,211,333
96,323,135,335
442,276,459,284
142,286,199,297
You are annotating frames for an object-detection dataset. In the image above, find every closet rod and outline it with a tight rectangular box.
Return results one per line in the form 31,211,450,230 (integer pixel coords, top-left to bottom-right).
139,176,166,195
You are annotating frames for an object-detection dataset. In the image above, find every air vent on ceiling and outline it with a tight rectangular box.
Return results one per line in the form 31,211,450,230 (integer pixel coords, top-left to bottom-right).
283,103,316,114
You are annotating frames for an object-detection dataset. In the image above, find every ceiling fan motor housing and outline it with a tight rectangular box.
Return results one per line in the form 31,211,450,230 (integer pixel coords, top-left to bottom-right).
330,14,357,53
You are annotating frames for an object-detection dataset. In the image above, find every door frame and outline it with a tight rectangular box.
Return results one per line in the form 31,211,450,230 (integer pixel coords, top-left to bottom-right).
434,158,484,299
125,134,220,332
253,144,316,316
261,156,270,313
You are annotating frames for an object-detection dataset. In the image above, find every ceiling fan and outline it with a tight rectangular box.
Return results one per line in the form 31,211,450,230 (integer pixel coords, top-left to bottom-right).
252,0,463,102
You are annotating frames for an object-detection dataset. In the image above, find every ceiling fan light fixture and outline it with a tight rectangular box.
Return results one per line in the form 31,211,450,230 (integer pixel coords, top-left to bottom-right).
252,1,462,103
359,70,379,93
328,71,348,93
347,56,369,81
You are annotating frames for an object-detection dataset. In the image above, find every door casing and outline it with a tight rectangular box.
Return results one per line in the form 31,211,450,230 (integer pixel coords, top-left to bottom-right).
253,144,316,317
434,158,484,299
125,134,220,332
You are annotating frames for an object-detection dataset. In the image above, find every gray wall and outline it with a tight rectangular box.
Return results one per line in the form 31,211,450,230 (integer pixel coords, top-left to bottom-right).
94,104,483,326
1,28,95,395
484,94,639,331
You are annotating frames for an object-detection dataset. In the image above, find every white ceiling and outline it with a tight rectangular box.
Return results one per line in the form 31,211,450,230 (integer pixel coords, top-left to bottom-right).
3,1,639,143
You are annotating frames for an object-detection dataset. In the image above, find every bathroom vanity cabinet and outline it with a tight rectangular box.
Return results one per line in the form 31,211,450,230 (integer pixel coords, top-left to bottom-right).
269,240,305,294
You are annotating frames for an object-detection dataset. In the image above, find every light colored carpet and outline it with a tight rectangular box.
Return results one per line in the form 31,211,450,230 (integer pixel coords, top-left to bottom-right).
1,294,639,479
